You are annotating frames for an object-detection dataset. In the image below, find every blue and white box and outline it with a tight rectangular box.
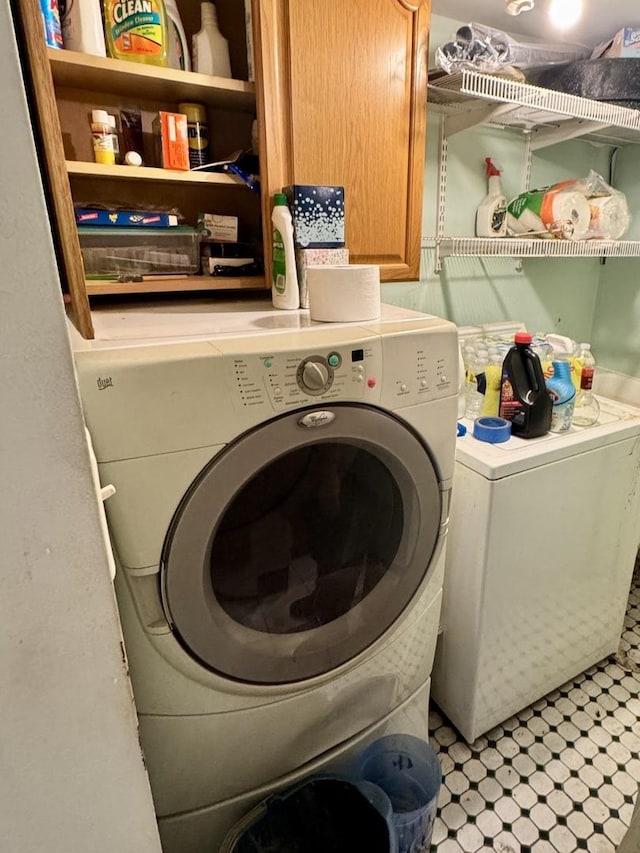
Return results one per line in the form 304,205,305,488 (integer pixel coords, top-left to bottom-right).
284,185,345,249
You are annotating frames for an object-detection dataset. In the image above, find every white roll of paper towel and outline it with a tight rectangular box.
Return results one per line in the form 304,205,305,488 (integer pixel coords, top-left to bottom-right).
306,264,381,322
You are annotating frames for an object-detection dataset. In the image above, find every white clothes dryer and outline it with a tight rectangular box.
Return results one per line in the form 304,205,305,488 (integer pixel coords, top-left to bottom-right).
71,301,459,853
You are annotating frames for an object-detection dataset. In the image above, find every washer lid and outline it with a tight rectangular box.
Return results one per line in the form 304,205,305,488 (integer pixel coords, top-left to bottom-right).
457,396,640,480
161,404,442,684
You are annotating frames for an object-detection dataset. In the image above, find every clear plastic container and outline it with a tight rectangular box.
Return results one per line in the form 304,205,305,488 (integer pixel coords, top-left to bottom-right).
573,343,600,426
464,347,488,421
78,226,200,276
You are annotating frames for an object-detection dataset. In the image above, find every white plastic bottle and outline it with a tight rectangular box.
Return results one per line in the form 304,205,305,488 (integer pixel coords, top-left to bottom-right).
573,343,600,426
192,1,232,78
164,0,191,71
476,158,507,238
271,193,299,310
61,0,106,56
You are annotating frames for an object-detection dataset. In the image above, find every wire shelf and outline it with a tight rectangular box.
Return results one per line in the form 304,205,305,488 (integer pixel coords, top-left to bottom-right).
428,70,640,145
424,237,640,259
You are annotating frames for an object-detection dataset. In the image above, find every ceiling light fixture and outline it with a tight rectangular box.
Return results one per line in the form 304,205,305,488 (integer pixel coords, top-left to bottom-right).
505,0,535,14
548,0,583,29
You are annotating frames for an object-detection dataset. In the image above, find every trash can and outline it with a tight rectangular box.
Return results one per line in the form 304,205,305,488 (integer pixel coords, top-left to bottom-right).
358,734,442,853
220,775,398,853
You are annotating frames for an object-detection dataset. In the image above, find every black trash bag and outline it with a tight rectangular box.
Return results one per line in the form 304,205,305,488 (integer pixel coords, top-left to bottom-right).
228,777,394,853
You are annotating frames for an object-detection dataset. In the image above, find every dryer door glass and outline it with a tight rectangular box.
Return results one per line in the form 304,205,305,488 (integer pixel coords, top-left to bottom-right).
210,441,404,632
162,404,442,683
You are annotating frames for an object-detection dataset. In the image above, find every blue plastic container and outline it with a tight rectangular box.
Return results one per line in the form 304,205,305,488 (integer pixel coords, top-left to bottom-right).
359,734,442,853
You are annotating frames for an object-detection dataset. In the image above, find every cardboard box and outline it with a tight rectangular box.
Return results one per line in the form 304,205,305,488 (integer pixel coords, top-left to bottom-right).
198,213,239,242
295,247,350,308
153,111,189,171
592,27,640,59
75,208,178,227
284,185,345,249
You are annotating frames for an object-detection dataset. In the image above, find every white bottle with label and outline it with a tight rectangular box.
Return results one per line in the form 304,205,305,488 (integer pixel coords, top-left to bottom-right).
271,193,299,310
476,158,507,238
61,0,106,56
164,0,191,70
192,1,232,78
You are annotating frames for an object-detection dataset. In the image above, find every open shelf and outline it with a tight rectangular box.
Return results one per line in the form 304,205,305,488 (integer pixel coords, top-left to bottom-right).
48,48,256,112
428,69,640,147
66,160,240,186
85,274,266,296
425,237,640,260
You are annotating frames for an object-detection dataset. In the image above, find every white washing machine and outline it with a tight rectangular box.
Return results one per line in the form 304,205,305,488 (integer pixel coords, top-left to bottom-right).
432,396,640,744
70,300,459,853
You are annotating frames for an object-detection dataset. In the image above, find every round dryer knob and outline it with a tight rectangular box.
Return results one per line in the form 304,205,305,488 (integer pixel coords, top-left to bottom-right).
296,357,334,395
302,360,329,391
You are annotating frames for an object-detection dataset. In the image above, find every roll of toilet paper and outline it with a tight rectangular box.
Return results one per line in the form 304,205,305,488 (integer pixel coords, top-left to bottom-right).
306,264,381,322
589,194,631,240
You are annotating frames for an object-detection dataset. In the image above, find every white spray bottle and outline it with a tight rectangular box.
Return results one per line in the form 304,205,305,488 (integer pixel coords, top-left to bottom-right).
476,158,507,238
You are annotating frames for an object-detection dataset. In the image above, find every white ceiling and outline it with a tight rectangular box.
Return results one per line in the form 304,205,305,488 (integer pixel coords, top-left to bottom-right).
432,0,640,48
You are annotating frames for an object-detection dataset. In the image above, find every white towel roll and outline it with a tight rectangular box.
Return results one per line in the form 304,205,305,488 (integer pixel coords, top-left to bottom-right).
545,191,591,241
589,194,631,240
306,264,381,322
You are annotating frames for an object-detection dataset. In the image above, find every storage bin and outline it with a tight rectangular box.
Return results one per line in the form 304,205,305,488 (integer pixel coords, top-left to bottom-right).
359,734,442,853
78,226,200,276
220,775,398,853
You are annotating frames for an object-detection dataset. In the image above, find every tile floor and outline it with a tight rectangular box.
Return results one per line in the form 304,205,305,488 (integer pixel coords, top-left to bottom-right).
429,559,640,852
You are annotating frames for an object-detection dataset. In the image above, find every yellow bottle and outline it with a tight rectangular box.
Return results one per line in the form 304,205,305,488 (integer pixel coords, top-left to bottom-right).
104,0,168,66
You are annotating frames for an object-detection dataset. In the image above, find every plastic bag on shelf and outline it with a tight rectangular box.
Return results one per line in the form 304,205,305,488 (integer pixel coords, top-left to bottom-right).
506,170,631,241
435,22,590,75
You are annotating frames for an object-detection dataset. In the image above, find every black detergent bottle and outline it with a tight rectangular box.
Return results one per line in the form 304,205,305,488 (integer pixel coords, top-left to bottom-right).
499,331,552,438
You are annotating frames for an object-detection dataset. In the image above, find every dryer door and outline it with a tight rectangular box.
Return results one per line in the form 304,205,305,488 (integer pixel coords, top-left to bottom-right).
161,404,442,683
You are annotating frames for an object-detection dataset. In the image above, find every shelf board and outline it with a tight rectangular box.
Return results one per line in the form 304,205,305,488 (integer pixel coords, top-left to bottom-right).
428,69,640,147
48,48,256,112
426,237,640,259
67,160,241,186
85,274,266,296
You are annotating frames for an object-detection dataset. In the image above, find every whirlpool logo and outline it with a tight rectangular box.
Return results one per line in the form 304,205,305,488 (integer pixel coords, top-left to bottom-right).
298,411,335,428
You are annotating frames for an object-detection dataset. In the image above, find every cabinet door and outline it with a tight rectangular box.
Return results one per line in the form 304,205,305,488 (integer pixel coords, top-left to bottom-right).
16,0,95,338
254,0,430,282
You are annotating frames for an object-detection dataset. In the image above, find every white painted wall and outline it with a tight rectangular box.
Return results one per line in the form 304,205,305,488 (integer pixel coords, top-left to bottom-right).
0,3,162,850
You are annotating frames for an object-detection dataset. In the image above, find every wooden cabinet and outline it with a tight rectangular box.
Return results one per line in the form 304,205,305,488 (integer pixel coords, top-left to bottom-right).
15,0,430,338
254,0,430,282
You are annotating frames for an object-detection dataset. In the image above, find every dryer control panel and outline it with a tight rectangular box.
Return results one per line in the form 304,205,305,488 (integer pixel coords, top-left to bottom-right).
222,339,383,415
212,318,459,425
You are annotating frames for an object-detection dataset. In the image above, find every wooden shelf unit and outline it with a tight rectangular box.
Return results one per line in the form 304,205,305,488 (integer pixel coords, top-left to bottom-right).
66,161,241,186
15,0,264,339
85,274,266,296
17,0,432,338
48,47,256,112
